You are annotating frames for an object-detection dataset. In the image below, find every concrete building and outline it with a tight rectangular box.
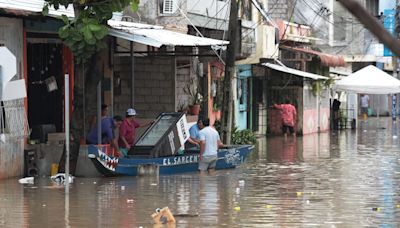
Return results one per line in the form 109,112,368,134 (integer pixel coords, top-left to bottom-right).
293,0,398,118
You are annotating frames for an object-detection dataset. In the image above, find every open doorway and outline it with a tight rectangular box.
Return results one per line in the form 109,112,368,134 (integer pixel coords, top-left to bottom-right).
27,42,63,132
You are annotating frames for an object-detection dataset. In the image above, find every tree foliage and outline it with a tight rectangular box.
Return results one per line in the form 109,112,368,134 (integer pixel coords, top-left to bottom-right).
43,0,140,64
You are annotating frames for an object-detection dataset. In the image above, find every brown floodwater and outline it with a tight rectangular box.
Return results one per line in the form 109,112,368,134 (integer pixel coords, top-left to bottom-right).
1,117,400,227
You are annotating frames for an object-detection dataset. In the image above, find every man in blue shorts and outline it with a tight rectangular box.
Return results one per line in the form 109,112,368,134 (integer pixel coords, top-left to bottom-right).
198,118,223,174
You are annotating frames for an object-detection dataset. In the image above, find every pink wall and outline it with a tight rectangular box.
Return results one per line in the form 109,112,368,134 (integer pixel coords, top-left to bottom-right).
302,108,330,135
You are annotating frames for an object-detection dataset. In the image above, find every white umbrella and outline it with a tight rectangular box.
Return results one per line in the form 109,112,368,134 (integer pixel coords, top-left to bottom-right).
333,65,400,94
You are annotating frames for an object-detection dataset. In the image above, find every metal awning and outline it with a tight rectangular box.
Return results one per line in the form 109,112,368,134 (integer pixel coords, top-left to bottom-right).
0,1,74,17
263,63,329,80
280,45,345,67
108,20,229,48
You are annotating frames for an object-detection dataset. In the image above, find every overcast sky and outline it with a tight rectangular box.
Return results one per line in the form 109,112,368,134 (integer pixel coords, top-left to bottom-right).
379,1,395,13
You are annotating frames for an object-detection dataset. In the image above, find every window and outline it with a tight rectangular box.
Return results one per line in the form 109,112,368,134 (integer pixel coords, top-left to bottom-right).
334,15,346,42
366,0,379,16
240,0,252,21
237,78,248,111
0,101,5,134
159,0,178,15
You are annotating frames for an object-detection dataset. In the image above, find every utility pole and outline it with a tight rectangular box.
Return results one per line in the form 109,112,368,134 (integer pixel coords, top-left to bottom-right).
221,0,238,144
393,1,400,121
337,0,400,56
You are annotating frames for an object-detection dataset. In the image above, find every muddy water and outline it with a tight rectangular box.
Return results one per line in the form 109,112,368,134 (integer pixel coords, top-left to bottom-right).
1,118,400,227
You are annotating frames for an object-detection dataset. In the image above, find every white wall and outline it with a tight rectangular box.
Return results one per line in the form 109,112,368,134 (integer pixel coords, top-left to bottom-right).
187,0,230,20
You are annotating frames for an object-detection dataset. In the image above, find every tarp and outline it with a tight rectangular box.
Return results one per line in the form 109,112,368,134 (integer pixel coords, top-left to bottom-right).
333,65,400,94
262,63,328,80
108,20,229,48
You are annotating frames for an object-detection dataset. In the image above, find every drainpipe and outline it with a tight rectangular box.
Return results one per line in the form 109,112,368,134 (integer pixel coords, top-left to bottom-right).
317,91,321,133
130,41,135,108
97,81,102,145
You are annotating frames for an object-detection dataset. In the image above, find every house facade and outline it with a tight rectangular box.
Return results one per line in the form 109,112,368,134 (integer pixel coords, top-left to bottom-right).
0,1,75,178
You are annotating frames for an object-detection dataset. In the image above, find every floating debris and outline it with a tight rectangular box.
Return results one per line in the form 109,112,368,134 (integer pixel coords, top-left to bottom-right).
18,177,34,184
296,192,303,197
152,207,176,224
372,207,381,212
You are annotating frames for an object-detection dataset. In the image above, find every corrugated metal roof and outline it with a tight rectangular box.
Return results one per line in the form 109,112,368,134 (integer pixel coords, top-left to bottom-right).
0,0,74,17
263,63,329,80
280,45,345,67
108,20,229,48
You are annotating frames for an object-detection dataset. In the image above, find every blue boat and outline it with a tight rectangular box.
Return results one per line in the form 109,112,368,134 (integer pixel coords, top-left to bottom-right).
87,145,254,176
86,113,254,176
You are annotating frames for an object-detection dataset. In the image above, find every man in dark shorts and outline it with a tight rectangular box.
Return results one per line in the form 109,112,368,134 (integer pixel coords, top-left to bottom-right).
274,99,297,138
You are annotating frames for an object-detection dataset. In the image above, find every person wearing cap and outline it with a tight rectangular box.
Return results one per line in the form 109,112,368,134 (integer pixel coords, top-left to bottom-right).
118,108,153,156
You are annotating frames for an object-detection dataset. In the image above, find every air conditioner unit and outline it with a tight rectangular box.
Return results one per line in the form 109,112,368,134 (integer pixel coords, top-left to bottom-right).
162,0,177,14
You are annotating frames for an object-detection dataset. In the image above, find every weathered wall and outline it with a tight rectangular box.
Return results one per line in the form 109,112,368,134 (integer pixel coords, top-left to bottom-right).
302,83,330,134
176,57,196,110
0,138,24,178
0,17,25,179
268,0,296,21
113,56,176,118
126,0,188,32
0,17,24,80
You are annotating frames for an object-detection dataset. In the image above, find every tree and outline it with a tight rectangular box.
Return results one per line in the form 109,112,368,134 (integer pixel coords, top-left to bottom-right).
43,0,140,174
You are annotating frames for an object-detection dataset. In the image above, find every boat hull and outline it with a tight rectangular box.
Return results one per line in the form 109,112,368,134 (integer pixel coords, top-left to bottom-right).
87,145,254,176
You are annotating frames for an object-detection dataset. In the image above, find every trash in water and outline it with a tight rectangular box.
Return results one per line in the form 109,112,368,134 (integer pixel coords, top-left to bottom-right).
296,192,302,197
50,173,74,185
265,205,272,209
127,199,134,203
121,186,125,191
152,207,176,224
238,180,245,186
372,207,381,212
18,177,34,184
234,206,241,211
236,187,240,194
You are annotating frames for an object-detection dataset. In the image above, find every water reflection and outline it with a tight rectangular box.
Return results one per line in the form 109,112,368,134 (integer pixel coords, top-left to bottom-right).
1,118,400,226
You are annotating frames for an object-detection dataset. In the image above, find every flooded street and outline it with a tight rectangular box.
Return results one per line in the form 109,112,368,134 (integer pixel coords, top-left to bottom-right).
2,117,400,227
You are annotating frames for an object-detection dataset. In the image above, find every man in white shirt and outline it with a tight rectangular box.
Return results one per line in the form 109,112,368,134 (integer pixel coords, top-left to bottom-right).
198,118,223,174
361,94,370,120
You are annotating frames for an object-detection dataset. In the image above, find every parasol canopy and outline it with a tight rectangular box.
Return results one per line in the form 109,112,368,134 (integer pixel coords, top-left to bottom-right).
333,65,400,94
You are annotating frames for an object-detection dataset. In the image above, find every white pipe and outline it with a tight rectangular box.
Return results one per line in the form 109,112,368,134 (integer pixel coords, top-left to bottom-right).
64,74,70,194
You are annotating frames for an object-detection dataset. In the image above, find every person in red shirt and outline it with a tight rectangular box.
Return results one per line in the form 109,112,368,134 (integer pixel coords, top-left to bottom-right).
118,108,152,156
274,99,297,138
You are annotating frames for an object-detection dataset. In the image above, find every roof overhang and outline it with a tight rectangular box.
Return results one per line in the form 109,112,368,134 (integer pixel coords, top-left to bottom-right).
280,45,345,67
263,63,329,80
0,1,74,18
108,20,229,48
